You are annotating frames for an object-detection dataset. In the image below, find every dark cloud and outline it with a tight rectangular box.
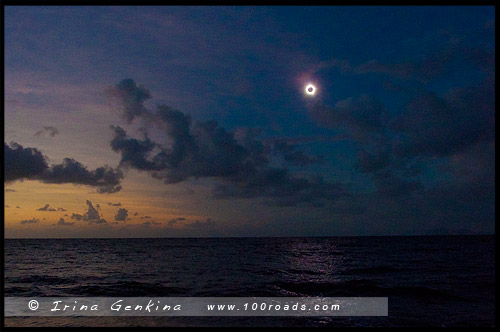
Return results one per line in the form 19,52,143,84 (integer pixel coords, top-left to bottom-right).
105,78,152,123
186,218,216,228
57,207,67,211
107,79,341,207
308,68,493,200
354,80,493,195
84,200,101,222
115,208,128,221
4,142,48,182
4,142,123,193
371,170,423,197
142,221,161,226
36,204,56,211
262,134,347,146
462,46,495,74
355,144,423,197
110,116,249,184
392,80,495,158
345,44,495,199
167,217,186,226
233,127,269,168
309,96,397,195
109,125,164,172
448,142,494,186
34,126,59,137
38,158,123,194
71,200,107,224
140,215,152,219
214,169,346,207
356,148,392,174
56,218,75,226
71,213,84,221
272,140,323,167
309,95,388,140
108,202,122,206
20,218,39,224
112,122,344,206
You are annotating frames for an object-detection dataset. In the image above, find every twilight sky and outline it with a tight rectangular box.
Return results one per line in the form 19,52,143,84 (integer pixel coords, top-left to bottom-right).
4,6,495,238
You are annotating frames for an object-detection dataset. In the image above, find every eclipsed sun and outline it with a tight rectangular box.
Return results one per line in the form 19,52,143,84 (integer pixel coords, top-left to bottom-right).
305,84,316,96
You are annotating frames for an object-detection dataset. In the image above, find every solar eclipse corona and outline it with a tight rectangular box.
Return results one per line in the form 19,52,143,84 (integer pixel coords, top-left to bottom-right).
305,84,316,96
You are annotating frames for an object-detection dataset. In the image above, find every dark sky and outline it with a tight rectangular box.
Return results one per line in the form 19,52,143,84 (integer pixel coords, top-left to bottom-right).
4,6,495,237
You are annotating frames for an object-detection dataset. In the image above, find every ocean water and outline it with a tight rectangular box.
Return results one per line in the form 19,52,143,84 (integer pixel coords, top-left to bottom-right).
4,236,495,327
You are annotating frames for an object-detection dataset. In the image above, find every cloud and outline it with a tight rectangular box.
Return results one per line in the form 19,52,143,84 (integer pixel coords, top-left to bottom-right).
4,142,124,193
359,81,492,198
107,202,121,206
307,96,404,196
38,158,124,193
105,78,152,123
371,170,423,197
20,218,39,224
272,140,323,167
71,200,107,224
34,126,59,137
106,79,342,207
109,125,164,172
111,122,344,206
140,215,151,219
57,207,67,211
71,213,84,221
36,204,56,211
114,208,128,221
446,142,494,187
186,218,216,228
213,169,345,207
142,221,161,226
392,81,495,158
307,68,494,199
4,142,48,182
5,189,16,192
309,95,388,141
83,200,101,222
109,112,252,184
167,217,186,226
56,218,74,226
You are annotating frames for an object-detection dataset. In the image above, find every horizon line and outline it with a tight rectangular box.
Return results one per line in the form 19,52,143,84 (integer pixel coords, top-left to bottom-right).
4,234,495,240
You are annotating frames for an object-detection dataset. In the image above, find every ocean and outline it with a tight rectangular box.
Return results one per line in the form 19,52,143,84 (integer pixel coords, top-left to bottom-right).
4,236,495,327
